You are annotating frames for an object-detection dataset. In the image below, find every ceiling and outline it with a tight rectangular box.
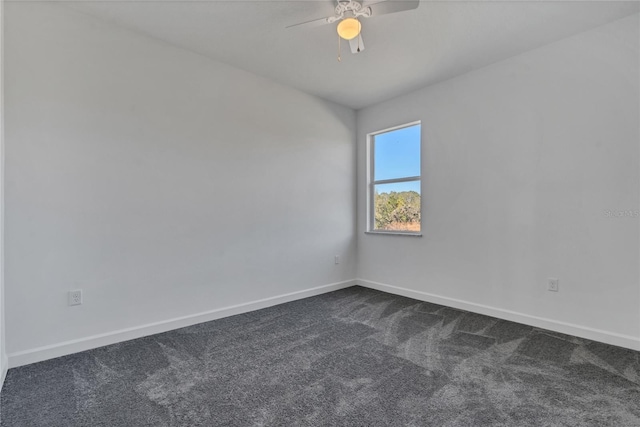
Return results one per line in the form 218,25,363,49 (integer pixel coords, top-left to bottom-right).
64,0,639,110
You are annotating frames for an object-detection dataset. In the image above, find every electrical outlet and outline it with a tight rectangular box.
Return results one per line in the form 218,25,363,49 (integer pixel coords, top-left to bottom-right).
335,255,340,265
68,289,83,306
547,278,559,292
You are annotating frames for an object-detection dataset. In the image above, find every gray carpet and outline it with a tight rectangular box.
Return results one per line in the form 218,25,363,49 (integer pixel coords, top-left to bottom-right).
1,286,639,426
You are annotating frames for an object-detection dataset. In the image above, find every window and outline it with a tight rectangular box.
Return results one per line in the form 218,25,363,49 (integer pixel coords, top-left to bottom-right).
368,122,421,235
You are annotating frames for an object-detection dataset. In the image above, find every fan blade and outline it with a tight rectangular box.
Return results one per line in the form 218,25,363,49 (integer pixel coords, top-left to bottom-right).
286,16,331,29
365,0,419,17
349,34,365,54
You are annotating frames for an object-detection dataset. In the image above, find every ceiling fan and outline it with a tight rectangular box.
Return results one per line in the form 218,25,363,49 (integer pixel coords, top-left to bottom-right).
287,0,420,55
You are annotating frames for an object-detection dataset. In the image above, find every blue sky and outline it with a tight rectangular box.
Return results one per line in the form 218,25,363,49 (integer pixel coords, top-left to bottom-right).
374,180,421,194
374,124,421,193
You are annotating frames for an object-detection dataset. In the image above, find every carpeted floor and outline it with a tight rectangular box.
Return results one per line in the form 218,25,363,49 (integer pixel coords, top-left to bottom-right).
1,286,639,426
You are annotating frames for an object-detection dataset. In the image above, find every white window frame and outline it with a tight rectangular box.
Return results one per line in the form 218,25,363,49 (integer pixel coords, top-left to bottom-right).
366,121,422,236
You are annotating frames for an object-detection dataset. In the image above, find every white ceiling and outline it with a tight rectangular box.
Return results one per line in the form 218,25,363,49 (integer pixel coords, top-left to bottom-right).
65,0,639,109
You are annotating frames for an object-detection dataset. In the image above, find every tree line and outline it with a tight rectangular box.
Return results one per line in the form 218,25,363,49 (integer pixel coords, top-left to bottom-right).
374,191,421,230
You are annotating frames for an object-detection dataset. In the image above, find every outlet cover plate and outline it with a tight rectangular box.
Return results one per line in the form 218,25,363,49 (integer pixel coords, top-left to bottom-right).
68,289,83,306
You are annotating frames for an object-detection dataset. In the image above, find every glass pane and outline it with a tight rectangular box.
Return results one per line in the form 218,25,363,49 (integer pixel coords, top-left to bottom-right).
374,124,421,181
373,181,421,232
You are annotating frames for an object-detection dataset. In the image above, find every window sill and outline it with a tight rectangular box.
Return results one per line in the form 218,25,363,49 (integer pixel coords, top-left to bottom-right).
365,231,423,237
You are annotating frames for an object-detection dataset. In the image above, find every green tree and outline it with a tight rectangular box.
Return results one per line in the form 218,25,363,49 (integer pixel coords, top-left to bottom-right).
374,190,420,230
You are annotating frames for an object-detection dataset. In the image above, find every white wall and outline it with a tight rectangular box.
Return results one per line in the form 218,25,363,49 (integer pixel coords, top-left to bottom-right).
357,14,640,350
0,0,6,390
4,3,356,365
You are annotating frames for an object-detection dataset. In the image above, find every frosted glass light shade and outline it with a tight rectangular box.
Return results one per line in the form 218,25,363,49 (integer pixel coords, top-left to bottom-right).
337,18,361,40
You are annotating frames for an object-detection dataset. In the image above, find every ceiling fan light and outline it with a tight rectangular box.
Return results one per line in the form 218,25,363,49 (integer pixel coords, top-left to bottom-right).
337,18,361,40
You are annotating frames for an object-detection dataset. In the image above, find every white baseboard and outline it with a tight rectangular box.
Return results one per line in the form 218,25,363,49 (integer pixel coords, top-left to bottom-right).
0,353,7,393
8,280,357,368
356,278,640,351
